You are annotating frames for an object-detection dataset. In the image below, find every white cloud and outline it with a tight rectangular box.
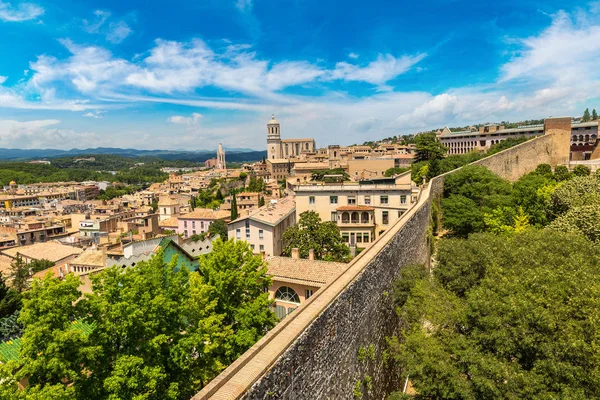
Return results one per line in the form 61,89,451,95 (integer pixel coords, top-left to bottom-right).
106,21,132,44
0,76,6,84
0,0,43,22
236,0,252,12
348,52,359,59
83,10,132,44
0,119,102,149
168,112,203,125
83,110,104,118
329,53,427,87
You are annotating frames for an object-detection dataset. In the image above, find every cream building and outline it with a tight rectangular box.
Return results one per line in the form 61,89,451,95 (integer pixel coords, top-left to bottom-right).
266,115,316,160
292,173,416,246
228,196,296,256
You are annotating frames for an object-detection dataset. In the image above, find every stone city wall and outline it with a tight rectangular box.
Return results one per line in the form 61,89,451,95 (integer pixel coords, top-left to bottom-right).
194,128,563,400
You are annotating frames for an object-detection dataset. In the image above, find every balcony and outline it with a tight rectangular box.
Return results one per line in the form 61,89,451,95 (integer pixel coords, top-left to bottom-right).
337,208,375,227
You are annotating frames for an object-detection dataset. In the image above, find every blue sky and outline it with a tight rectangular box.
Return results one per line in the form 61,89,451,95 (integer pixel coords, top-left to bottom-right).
0,0,598,150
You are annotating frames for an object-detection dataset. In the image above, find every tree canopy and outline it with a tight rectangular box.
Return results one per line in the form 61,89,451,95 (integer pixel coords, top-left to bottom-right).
282,211,350,262
389,230,600,399
0,240,275,399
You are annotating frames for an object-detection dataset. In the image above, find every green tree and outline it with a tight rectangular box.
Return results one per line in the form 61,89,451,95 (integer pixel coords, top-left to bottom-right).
548,204,600,242
384,166,410,177
583,108,591,122
258,195,265,207
0,274,21,318
208,219,228,239
230,193,238,220
239,172,248,182
553,165,572,181
414,132,446,162
441,195,485,237
282,211,350,262
549,174,600,216
9,254,29,293
197,239,276,362
12,274,89,390
27,259,54,274
390,230,600,399
573,164,591,176
593,109,598,120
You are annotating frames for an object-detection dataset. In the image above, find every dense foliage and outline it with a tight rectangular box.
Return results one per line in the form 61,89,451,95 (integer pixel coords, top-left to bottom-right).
0,240,275,400
389,230,600,399
283,211,350,262
388,164,600,399
0,155,173,186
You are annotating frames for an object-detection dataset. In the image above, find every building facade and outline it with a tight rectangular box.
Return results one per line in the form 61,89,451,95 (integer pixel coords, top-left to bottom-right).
266,115,316,161
293,174,416,245
228,196,295,256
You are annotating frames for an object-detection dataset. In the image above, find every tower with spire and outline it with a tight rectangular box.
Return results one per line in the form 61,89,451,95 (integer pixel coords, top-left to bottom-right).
266,114,282,160
216,143,226,170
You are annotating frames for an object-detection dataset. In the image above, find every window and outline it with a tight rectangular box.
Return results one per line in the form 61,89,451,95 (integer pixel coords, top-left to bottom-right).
275,286,300,303
398,210,404,218
305,289,314,299
309,196,315,205
363,233,370,243
259,244,264,251
163,208,167,214
331,211,338,222
401,195,407,204
192,221,196,228
251,244,255,250
342,233,349,243
364,196,371,205
330,196,338,204
356,234,362,243
382,211,389,225
236,228,241,239
259,229,264,239
380,195,388,205
348,196,356,205
184,221,187,228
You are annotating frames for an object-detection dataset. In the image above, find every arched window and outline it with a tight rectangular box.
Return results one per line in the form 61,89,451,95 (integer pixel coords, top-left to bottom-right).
579,135,584,142
351,212,359,223
341,212,350,223
275,286,300,303
572,135,577,142
361,211,369,223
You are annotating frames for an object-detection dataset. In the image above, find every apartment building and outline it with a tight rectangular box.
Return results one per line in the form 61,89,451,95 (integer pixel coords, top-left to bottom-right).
439,120,599,160
177,209,229,237
228,196,295,256
293,174,416,245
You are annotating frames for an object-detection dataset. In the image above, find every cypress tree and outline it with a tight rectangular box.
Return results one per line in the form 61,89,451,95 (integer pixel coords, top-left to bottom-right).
230,193,238,220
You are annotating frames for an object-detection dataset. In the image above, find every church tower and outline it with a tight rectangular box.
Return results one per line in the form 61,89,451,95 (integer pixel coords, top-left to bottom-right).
266,114,282,160
216,143,226,170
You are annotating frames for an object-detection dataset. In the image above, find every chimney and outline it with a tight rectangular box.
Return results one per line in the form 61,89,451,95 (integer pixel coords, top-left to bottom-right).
291,248,300,260
308,249,315,261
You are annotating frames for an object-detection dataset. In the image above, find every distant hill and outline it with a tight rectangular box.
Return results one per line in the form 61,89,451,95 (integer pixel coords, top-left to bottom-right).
0,148,266,163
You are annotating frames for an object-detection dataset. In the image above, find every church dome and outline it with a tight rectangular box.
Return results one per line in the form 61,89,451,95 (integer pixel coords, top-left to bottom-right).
267,114,279,125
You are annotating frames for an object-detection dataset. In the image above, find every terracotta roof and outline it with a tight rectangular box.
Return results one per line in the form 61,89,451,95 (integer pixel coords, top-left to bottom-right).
158,216,179,227
230,197,295,226
2,241,83,263
336,205,375,211
158,197,180,206
266,256,348,287
180,209,229,220
70,249,105,267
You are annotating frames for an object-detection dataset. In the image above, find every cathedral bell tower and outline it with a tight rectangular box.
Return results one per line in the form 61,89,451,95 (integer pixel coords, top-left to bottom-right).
266,114,282,160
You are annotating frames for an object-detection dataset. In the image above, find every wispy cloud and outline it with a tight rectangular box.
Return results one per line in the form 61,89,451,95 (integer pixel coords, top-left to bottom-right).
235,0,252,12
0,76,6,84
83,9,132,44
168,112,202,125
0,0,43,22
348,52,359,59
0,119,101,149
